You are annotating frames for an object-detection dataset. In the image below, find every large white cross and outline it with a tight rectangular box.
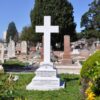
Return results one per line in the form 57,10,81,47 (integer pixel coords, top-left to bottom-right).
36,16,59,64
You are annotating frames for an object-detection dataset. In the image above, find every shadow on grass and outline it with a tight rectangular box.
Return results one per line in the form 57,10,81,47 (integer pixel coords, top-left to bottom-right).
2,64,38,72
64,77,79,82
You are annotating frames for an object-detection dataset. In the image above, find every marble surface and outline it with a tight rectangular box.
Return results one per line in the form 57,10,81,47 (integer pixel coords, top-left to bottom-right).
36,16,59,63
26,16,64,90
26,63,64,90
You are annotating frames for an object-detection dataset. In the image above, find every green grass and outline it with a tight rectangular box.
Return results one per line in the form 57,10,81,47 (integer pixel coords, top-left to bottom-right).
1,73,100,100
11,73,82,100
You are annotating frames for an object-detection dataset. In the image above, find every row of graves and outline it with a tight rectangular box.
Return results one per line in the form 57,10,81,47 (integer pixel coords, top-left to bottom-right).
0,39,27,63
0,36,100,74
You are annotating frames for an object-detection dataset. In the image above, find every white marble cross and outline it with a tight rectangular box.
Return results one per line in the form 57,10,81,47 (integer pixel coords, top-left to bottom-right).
36,16,59,64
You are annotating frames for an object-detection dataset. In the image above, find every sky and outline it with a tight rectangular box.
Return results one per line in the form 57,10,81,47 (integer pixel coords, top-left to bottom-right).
0,0,93,39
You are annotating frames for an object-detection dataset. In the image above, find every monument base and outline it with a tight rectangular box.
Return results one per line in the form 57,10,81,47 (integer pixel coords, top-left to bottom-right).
26,63,64,90
61,59,72,65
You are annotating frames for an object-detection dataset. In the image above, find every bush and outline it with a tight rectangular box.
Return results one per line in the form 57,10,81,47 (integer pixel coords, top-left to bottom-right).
80,50,100,98
81,50,100,78
0,73,27,100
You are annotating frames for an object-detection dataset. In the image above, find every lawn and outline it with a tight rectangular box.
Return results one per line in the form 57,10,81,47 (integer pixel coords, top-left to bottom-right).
0,73,83,100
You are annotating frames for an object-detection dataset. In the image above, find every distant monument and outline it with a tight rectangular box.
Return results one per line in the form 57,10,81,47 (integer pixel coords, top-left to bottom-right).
0,43,4,63
3,31,7,41
26,16,64,90
8,37,15,58
62,35,72,64
21,41,27,54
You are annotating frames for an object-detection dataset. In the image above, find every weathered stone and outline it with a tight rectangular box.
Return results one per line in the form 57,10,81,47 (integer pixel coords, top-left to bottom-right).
0,65,4,73
8,38,15,58
21,41,27,54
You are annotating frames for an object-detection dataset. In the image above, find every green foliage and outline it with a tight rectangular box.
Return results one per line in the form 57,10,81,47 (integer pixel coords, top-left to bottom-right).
80,50,100,97
0,73,33,100
20,26,34,42
80,50,100,78
91,61,100,95
81,0,100,39
30,0,77,49
0,73,15,99
81,29,100,39
6,22,19,43
76,32,84,40
0,73,82,100
92,76,100,95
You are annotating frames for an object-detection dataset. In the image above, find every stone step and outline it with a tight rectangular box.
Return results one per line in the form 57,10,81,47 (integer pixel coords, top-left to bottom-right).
26,76,63,90
55,65,82,74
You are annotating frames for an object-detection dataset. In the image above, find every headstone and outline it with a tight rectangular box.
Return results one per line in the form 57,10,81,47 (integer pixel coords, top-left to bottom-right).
8,38,15,58
36,42,40,51
40,36,44,60
0,43,4,63
3,31,7,41
21,41,27,54
62,35,72,64
71,49,80,55
91,43,96,53
0,65,4,73
26,16,64,90
16,42,21,54
96,40,100,50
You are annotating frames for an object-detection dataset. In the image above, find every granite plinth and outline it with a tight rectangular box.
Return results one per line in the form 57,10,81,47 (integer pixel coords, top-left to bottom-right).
26,63,64,90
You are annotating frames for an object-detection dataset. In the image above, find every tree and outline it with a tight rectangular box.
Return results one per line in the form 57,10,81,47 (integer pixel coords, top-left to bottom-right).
6,22,19,43
30,0,77,49
81,0,100,39
20,26,33,41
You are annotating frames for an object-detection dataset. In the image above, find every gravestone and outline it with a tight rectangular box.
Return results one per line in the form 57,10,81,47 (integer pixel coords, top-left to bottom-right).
40,36,44,60
96,40,100,50
3,31,7,41
8,38,15,58
62,35,72,64
0,43,4,63
21,41,27,54
26,16,64,90
16,42,21,54
0,64,4,73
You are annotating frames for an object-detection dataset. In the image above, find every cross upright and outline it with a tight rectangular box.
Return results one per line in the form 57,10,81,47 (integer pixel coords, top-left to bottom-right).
36,16,59,64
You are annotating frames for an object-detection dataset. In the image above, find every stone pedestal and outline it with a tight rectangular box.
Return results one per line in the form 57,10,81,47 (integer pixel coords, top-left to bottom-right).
26,63,64,90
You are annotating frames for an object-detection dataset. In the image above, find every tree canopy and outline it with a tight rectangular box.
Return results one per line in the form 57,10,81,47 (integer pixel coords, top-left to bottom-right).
81,0,100,39
20,26,34,41
30,0,77,49
6,22,19,43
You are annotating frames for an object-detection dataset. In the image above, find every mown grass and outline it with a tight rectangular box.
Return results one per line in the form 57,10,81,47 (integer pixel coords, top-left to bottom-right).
12,73,82,100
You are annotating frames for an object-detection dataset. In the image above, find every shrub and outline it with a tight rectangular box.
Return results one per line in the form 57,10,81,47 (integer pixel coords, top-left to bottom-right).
0,73,26,99
80,50,100,98
81,50,100,78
